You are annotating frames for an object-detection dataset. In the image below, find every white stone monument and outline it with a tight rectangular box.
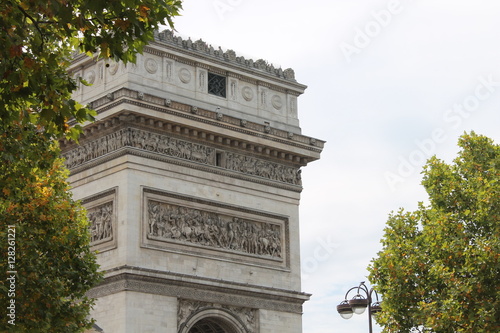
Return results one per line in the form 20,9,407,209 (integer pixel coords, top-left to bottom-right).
63,30,324,333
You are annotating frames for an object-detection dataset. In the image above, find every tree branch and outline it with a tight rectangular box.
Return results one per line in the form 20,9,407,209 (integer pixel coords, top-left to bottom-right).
16,5,45,50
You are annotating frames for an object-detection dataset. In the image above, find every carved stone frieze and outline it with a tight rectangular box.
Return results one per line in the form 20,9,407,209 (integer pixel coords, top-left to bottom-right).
142,188,290,268
62,127,302,186
225,152,301,185
147,200,282,259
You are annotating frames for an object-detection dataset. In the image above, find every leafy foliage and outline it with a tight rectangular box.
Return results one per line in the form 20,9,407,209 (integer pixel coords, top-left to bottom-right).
369,132,500,332
0,0,182,139
0,0,182,330
0,124,102,332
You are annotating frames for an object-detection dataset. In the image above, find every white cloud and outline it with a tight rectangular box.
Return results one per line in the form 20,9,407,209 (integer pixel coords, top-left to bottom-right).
173,1,500,332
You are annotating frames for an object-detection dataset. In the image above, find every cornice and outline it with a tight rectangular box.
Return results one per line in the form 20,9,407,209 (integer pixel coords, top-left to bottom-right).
70,30,307,95
67,87,324,161
148,30,306,91
87,265,310,314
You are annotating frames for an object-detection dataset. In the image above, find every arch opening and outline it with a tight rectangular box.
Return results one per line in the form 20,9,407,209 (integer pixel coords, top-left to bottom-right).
188,317,236,333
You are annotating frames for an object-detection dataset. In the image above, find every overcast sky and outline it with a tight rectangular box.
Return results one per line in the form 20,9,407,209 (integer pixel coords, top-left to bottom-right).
173,1,500,332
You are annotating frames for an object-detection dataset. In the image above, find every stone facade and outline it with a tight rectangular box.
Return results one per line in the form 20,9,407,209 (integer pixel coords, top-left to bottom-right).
66,30,324,333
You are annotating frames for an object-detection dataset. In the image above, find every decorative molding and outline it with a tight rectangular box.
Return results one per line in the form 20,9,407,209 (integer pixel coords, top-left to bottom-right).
198,69,207,93
289,96,297,115
230,79,237,101
165,59,173,81
142,47,164,57
70,88,324,153
87,268,309,314
259,88,267,107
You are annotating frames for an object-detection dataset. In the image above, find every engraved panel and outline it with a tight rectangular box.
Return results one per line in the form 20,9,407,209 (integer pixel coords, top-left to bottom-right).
142,189,290,269
165,59,174,82
198,68,207,93
225,152,301,185
229,79,237,100
147,200,282,259
260,88,267,107
88,202,113,244
289,96,297,115
81,188,118,252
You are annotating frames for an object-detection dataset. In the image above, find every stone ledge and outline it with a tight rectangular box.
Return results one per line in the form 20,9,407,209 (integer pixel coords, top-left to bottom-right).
75,87,324,154
88,266,310,314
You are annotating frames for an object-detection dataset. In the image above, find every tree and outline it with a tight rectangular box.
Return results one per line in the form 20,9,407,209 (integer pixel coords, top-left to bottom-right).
0,0,182,331
0,124,102,332
1,0,182,139
369,132,500,332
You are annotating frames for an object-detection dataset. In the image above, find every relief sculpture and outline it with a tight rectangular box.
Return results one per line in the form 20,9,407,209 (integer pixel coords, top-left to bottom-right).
63,128,215,168
225,152,301,185
87,202,113,244
147,200,282,259
63,127,301,185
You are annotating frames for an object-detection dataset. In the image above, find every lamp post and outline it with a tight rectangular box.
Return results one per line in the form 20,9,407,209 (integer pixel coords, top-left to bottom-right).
336,281,382,333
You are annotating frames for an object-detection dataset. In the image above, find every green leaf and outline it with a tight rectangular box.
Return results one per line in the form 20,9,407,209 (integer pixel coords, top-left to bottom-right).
369,132,500,333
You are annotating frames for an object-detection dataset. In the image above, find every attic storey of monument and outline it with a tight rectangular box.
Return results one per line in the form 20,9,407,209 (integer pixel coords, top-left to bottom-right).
67,30,324,333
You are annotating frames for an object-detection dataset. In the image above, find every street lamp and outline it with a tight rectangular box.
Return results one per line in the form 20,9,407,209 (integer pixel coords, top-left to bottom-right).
336,281,382,333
